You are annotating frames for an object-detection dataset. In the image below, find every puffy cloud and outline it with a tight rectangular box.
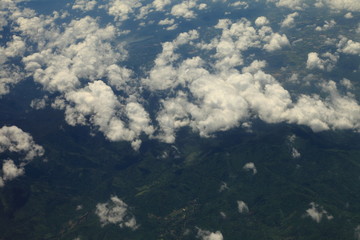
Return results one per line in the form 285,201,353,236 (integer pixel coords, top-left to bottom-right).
95,196,138,230
305,202,333,223
196,228,224,240
337,37,360,55
281,12,299,28
107,0,142,21
316,0,360,11
268,0,308,10
0,126,44,187
2,159,24,181
62,81,153,149
306,52,339,71
152,0,171,11
30,96,48,110
263,33,290,52
0,65,24,96
0,125,44,161
229,1,249,9
22,16,125,93
315,19,336,31
158,18,175,25
255,16,269,27
344,12,353,18
237,200,249,213
72,0,97,11
243,162,257,174
171,0,198,19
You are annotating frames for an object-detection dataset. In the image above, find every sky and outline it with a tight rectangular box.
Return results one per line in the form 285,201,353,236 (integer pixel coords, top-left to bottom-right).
1,0,360,238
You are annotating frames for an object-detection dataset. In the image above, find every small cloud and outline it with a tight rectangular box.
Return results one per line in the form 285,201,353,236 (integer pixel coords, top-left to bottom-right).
95,196,138,230
237,200,249,214
196,228,224,240
243,162,257,175
305,202,333,223
344,12,353,19
281,12,299,28
255,16,269,27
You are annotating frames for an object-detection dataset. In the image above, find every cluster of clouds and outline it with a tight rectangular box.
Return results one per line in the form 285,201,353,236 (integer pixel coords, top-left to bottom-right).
196,228,224,240
0,125,44,187
268,0,360,11
95,195,138,230
305,202,333,223
1,0,360,150
306,52,339,72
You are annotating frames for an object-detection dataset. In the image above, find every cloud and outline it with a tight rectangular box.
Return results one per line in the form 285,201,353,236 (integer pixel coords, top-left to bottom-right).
196,228,224,240
95,196,138,230
337,37,360,55
2,159,24,181
281,12,299,28
315,20,336,31
72,0,97,11
255,16,269,27
62,81,153,147
0,125,44,187
316,0,360,11
171,0,198,19
268,0,308,10
237,200,249,213
305,202,333,223
306,52,338,71
243,162,257,174
107,0,142,21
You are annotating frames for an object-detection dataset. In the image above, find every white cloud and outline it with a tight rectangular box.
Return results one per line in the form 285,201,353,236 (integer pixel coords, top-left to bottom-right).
152,0,171,11
306,52,338,71
344,12,353,18
63,81,150,145
305,202,333,223
196,228,224,240
281,12,299,28
316,0,360,12
255,16,269,27
243,162,257,174
171,0,198,19
2,159,24,181
315,20,336,31
72,0,97,11
107,0,142,21
268,0,307,10
237,200,249,213
263,33,290,52
337,37,360,55
0,125,44,187
95,196,138,230
159,18,175,25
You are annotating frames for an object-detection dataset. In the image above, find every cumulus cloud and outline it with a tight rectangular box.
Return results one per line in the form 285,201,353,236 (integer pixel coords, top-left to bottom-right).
306,52,339,71
171,0,198,19
337,37,360,55
316,0,360,11
72,0,97,11
255,16,269,26
268,0,308,10
305,202,333,223
0,126,44,187
61,81,153,149
315,20,336,31
95,196,138,230
196,228,224,240
107,0,142,21
281,12,299,28
243,162,257,174
237,200,249,213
